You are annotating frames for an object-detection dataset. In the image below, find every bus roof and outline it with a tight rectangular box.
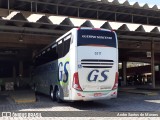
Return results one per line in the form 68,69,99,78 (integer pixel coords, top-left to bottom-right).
34,27,115,59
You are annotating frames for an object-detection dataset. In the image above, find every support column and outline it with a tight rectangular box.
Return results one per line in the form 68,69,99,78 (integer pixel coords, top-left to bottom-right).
7,0,10,14
151,40,155,88
35,2,37,13
115,13,117,21
18,61,23,87
131,15,133,23
147,17,149,25
7,0,10,10
97,11,99,19
122,61,127,86
31,1,33,12
56,4,59,15
77,8,79,17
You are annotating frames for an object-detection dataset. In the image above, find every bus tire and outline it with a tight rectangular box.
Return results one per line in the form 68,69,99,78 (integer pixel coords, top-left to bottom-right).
33,84,37,94
50,88,56,101
55,88,62,103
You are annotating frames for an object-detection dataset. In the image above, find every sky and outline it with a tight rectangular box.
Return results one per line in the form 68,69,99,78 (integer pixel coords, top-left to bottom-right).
128,0,160,6
116,0,160,8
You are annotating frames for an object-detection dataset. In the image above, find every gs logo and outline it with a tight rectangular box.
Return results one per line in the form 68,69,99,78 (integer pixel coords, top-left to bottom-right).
88,70,109,82
58,61,69,83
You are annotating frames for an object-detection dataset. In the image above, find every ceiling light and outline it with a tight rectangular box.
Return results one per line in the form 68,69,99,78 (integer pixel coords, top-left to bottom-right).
19,39,23,42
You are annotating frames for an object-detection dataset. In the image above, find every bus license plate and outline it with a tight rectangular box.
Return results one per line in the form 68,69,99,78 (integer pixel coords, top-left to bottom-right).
94,93,102,97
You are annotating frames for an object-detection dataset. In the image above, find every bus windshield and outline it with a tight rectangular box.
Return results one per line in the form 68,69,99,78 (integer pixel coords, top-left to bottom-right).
77,29,116,47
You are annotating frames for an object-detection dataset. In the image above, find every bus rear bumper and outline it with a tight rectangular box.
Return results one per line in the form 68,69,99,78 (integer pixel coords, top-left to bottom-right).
71,90,117,101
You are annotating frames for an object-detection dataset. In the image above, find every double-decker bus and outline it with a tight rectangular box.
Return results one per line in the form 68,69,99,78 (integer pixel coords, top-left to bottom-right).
32,27,118,102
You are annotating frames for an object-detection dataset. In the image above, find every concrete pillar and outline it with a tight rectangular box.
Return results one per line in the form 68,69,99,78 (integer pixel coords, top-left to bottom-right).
56,4,59,15
18,61,23,87
132,15,133,23
77,8,79,17
151,40,155,88
35,2,37,13
31,1,33,12
97,11,99,19
147,17,149,25
115,13,117,21
7,0,10,10
122,61,127,86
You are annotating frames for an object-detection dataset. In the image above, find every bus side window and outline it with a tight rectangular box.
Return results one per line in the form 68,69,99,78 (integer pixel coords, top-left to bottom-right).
40,52,46,65
36,54,43,66
51,43,58,61
57,40,63,59
63,38,71,57
43,43,58,63
70,34,73,44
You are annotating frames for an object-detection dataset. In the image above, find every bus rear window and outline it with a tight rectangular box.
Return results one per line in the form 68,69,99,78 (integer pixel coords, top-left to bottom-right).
77,30,116,47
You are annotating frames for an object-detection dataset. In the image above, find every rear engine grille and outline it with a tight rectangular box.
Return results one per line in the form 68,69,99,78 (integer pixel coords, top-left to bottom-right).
81,59,114,68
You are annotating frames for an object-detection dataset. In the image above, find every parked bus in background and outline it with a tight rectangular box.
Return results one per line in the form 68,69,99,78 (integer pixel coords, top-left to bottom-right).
32,27,118,102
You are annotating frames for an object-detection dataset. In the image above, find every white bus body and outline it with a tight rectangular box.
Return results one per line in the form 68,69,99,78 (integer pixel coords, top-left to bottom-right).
32,28,118,102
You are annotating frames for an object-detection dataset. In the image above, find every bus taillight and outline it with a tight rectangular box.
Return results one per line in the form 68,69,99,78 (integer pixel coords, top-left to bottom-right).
73,72,82,91
112,72,118,90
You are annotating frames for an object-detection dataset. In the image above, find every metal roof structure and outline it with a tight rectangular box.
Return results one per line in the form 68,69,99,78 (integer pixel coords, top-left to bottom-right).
1,0,160,26
0,0,160,63
0,11,160,33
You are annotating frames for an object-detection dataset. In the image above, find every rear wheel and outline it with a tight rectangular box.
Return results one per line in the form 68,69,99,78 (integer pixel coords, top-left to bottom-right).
50,88,55,101
33,84,37,93
55,88,62,103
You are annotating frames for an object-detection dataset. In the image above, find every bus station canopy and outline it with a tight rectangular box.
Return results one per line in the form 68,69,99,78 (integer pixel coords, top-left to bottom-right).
0,0,160,63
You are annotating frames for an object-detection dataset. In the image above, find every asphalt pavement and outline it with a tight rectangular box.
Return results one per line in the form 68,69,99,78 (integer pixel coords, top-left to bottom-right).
0,90,160,120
